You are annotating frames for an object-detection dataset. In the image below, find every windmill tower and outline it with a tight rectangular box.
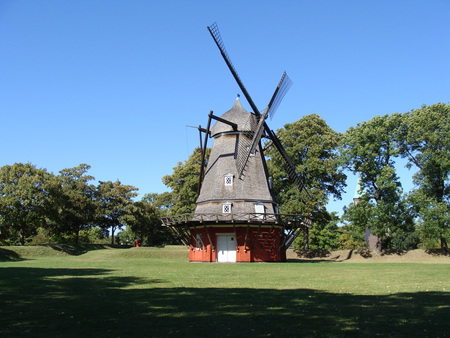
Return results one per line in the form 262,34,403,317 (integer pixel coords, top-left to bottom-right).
161,23,309,262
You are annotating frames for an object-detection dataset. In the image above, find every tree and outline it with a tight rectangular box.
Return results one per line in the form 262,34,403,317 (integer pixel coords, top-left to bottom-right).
408,192,450,250
294,211,341,252
265,114,346,249
96,180,138,244
397,103,450,248
0,163,52,245
161,147,210,215
341,114,415,250
341,199,371,248
116,226,137,246
128,199,175,246
143,192,174,216
47,164,96,243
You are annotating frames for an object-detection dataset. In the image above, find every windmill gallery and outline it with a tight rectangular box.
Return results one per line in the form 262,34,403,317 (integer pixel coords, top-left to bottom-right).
161,23,310,262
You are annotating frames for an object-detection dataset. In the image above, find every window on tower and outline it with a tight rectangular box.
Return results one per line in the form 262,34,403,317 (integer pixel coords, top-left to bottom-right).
223,202,232,213
254,203,265,220
224,173,233,186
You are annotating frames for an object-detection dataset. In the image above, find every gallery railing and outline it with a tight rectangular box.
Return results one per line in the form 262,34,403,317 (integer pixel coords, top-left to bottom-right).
161,212,310,249
161,212,310,227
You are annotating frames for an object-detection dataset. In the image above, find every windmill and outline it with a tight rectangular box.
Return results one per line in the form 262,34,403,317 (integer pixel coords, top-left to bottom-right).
161,23,310,262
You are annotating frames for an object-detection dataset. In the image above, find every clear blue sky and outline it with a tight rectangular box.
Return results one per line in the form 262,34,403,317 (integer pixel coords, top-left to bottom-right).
1,0,449,215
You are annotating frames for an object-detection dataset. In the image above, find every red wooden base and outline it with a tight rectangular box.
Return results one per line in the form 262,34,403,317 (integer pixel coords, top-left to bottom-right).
188,225,286,262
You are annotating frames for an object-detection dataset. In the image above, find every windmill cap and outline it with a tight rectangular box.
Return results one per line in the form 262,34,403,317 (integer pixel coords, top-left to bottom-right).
210,97,257,137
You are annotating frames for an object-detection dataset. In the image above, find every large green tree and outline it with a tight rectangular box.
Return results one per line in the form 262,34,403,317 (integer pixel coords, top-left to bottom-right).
397,103,450,248
266,114,346,249
341,114,415,250
0,163,52,245
47,164,96,243
96,180,138,244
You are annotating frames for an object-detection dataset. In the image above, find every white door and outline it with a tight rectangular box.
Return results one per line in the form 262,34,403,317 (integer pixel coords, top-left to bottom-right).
217,235,236,262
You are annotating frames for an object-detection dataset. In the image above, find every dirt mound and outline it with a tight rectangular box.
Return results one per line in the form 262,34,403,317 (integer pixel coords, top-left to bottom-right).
286,249,450,263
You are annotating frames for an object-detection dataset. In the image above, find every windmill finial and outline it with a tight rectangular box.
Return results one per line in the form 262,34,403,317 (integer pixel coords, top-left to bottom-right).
237,93,240,98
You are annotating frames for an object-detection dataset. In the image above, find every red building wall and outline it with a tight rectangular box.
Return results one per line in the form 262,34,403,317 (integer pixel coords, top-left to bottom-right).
188,225,286,262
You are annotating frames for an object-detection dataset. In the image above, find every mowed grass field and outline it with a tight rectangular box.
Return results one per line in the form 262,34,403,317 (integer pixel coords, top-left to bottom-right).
1,246,449,337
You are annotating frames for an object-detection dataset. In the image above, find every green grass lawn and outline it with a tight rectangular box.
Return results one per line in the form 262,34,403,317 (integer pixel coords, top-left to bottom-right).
1,246,449,337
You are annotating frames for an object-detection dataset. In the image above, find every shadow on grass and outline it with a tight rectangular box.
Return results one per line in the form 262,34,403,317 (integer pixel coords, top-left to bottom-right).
47,244,127,256
1,267,449,337
0,248,22,261
1,244,133,259
287,258,335,263
426,248,450,256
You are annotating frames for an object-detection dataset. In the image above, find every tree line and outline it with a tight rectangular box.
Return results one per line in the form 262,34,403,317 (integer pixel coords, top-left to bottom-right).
0,163,174,246
1,103,448,252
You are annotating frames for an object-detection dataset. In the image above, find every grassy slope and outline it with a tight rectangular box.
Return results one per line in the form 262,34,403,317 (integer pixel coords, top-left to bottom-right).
1,246,449,337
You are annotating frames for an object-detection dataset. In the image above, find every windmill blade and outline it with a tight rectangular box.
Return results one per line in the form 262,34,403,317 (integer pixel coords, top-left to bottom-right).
264,126,308,195
236,72,292,179
197,113,213,195
236,110,266,180
266,72,293,120
261,78,310,196
207,22,262,117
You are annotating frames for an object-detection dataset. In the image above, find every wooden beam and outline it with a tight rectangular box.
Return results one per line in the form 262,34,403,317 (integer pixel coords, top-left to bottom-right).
203,224,215,252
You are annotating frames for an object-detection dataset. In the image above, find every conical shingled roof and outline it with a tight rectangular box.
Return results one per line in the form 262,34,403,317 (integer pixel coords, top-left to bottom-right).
210,97,257,136
195,98,276,217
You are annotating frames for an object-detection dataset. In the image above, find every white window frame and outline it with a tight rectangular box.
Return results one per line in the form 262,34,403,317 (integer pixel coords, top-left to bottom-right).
224,173,234,187
222,202,232,214
254,203,265,220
